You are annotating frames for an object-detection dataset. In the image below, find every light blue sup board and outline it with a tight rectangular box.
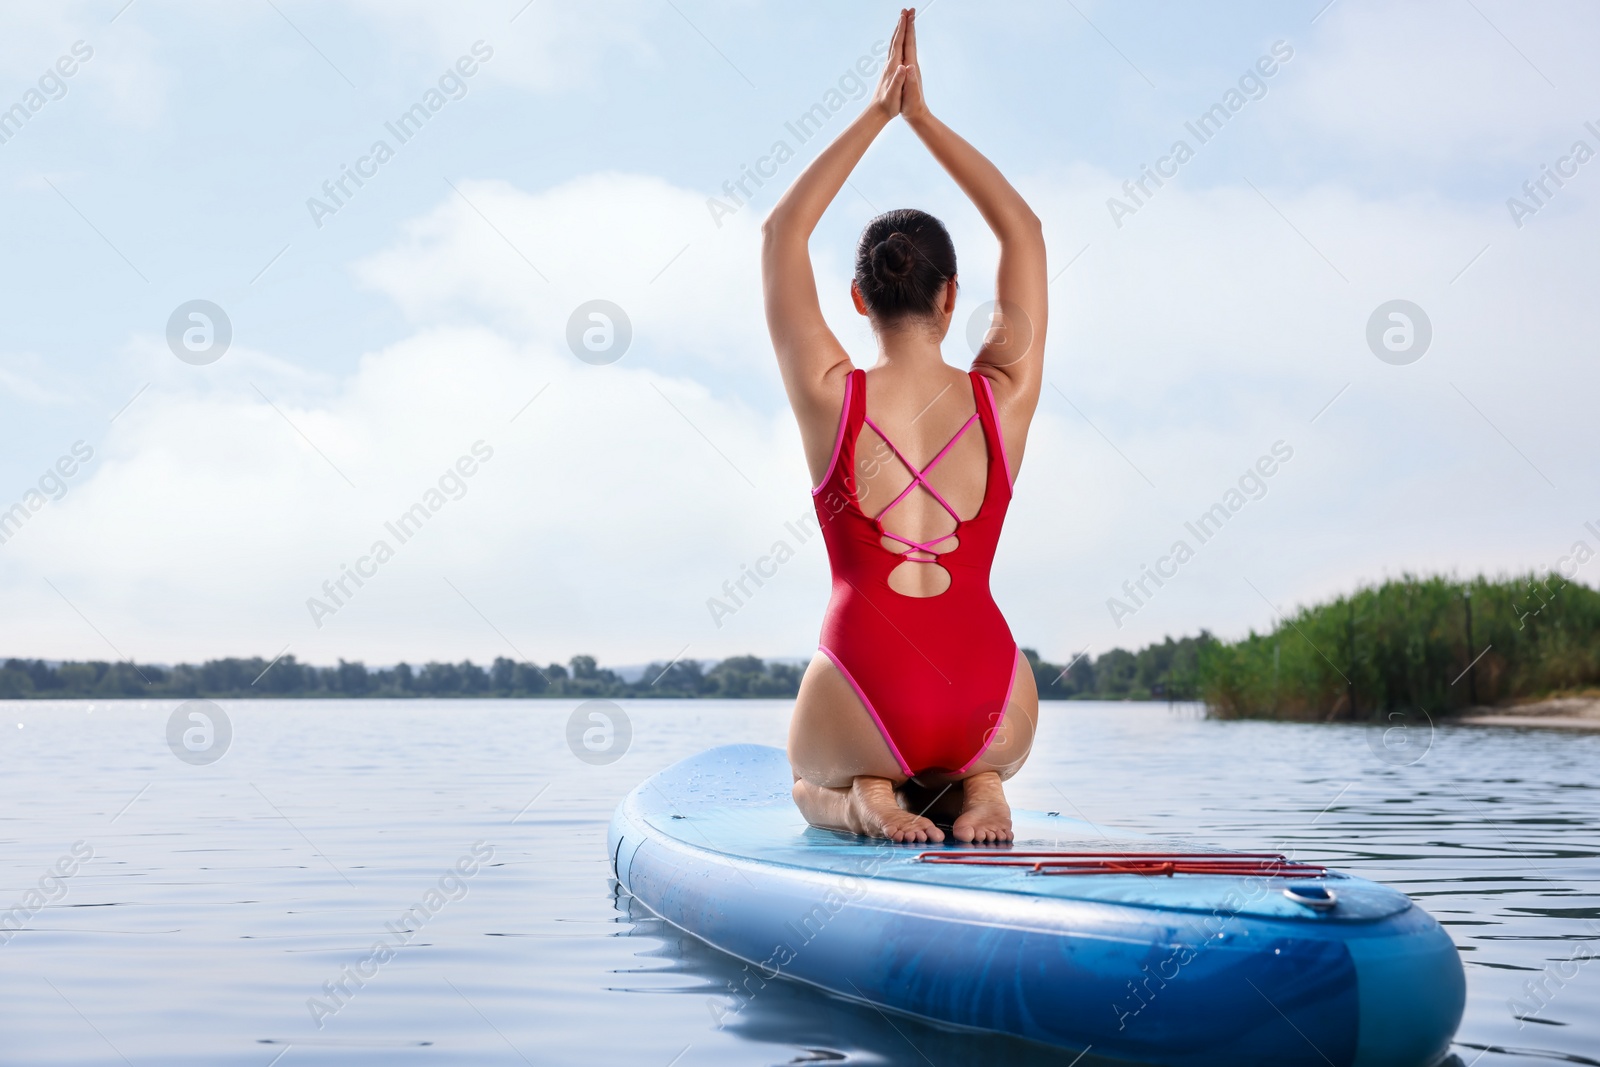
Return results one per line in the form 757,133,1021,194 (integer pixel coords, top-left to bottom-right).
609,745,1465,1066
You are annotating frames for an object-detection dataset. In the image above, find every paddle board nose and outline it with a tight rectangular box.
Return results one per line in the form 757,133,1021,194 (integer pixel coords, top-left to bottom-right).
1349,920,1466,1067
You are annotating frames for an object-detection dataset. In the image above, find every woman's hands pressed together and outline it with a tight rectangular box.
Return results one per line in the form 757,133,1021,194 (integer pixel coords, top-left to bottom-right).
870,10,912,121
898,9,931,126
873,9,930,125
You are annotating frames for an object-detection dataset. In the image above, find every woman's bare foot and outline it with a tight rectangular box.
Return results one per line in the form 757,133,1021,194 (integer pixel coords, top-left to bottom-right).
848,776,944,843
951,771,1012,843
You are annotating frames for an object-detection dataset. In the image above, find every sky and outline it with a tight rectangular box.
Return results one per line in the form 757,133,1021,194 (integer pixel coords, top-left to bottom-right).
1,0,1597,670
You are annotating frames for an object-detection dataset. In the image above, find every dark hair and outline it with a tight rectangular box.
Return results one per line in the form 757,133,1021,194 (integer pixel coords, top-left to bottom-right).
854,208,956,322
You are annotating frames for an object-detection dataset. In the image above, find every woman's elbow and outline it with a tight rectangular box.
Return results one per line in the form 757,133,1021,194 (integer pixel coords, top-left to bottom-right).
760,209,790,242
997,209,1043,249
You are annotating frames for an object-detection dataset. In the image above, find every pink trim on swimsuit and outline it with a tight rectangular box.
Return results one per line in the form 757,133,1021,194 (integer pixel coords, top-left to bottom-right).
957,645,1022,773
817,644,915,777
978,375,1013,488
811,371,855,498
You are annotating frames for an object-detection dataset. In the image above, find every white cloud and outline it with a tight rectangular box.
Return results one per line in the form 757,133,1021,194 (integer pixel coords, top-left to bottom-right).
0,353,78,407
2,314,820,666
353,173,775,371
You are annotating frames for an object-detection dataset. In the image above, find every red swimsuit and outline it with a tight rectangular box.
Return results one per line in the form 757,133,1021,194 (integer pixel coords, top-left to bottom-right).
812,367,1021,778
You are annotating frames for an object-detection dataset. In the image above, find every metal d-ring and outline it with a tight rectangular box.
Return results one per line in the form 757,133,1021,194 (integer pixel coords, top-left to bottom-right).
1283,884,1339,911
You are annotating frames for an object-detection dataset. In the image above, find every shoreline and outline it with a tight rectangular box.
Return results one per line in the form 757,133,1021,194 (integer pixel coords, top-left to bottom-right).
1454,694,1600,730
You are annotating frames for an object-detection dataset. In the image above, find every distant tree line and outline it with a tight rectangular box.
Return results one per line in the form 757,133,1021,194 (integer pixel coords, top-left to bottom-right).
0,653,807,700
1024,636,1217,702
0,645,1217,702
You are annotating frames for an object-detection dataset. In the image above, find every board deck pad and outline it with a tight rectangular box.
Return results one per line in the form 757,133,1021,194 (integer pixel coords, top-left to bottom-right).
625,744,1411,923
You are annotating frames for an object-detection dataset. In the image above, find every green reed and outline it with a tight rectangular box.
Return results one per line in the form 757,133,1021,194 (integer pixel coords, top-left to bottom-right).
1198,573,1600,720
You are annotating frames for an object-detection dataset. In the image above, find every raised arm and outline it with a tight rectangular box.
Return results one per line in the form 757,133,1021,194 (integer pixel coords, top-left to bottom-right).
761,14,911,481
901,13,1047,421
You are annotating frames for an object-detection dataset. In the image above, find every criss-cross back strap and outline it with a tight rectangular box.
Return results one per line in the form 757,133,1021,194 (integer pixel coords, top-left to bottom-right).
862,411,979,563
877,527,959,558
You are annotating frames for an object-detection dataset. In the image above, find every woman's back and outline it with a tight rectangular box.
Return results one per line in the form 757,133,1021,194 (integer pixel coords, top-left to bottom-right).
849,362,990,597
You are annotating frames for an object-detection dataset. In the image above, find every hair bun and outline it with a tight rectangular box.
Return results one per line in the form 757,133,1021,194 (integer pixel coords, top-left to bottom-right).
853,209,956,321
870,232,916,285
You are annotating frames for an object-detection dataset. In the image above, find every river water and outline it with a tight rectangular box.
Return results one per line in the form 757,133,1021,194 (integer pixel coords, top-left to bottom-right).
0,699,1595,1066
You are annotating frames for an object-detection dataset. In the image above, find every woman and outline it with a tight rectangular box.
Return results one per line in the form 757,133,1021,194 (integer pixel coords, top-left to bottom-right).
762,9,1047,844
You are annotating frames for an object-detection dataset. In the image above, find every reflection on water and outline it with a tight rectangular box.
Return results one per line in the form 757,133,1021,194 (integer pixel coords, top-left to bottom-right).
0,699,1595,1065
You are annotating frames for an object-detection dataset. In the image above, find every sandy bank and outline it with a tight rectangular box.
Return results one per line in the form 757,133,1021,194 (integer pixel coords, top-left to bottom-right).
1455,694,1600,730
